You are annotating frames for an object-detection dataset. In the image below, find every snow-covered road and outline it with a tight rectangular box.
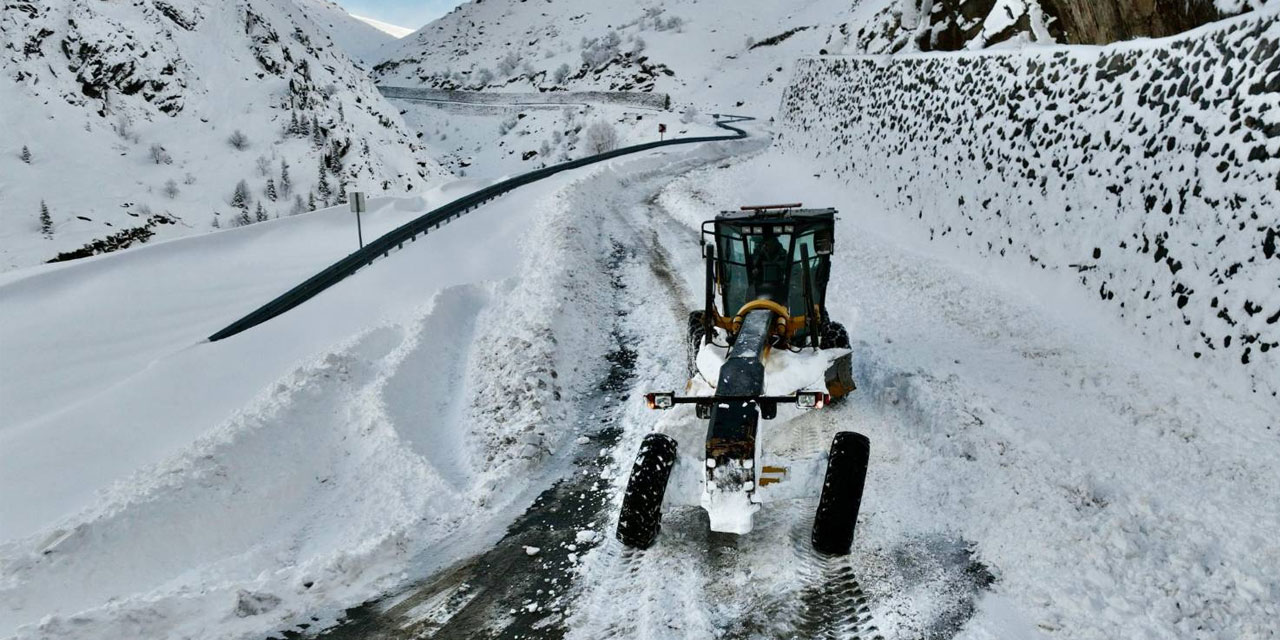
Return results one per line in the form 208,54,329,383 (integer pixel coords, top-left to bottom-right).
3,117,1276,639
314,139,1279,639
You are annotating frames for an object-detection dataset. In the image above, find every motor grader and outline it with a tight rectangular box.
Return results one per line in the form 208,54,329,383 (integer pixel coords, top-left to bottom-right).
617,204,870,555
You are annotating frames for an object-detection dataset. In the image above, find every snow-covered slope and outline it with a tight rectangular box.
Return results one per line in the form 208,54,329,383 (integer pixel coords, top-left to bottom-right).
290,0,400,65
372,0,1264,110
373,0,893,111
0,0,446,272
354,14,415,39
779,11,1280,395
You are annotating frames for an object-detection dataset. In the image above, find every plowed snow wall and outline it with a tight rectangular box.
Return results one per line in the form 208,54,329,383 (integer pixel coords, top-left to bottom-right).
781,13,1280,394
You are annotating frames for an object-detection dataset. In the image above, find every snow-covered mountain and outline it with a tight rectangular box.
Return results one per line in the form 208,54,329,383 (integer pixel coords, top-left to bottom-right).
373,0,887,110
290,0,402,64
372,0,1268,110
0,0,446,272
353,14,415,39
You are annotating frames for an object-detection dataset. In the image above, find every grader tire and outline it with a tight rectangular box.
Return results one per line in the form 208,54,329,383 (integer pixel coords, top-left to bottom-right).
617,434,679,549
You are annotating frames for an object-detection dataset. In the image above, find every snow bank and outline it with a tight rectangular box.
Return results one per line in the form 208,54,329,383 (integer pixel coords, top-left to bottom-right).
780,11,1280,395
0,141,738,640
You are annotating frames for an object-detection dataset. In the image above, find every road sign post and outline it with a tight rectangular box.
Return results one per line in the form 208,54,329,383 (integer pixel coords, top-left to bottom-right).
659,123,667,141
350,191,366,249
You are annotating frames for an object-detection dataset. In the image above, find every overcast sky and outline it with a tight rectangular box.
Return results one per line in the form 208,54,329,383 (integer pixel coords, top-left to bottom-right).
336,0,467,31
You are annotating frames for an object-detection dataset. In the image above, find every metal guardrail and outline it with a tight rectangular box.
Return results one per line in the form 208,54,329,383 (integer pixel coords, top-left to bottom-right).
207,115,752,342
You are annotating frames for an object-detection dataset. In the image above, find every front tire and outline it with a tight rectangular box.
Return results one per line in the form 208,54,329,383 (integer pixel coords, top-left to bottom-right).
812,432,870,556
617,433,678,549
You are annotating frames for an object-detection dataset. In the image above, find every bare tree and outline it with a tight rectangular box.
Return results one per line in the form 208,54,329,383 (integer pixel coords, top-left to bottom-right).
163,179,180,199
255,155,272,176
553,63,572,84
583,121,620,155
496,50,520,76
227,130,250,150
149,143,172,164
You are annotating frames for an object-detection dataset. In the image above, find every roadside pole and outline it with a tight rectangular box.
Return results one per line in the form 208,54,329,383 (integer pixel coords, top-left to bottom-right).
350,191,366,249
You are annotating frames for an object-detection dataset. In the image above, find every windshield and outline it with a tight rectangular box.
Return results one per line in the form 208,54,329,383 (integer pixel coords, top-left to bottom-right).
713,222,829,340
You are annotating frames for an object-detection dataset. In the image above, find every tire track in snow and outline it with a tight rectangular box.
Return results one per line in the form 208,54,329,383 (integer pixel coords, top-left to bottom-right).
554,165,999,640
308,241,636,639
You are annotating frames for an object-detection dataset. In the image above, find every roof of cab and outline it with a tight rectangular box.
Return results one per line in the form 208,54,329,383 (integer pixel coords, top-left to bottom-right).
715,207,837,222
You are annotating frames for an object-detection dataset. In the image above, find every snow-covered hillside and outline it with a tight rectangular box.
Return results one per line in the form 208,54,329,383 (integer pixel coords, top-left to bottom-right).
373,0,892,111
780,10,1280,396
353,15,415,39
0,0,445,272
372,0,1268,110
385,88,722,177
290,0,400,65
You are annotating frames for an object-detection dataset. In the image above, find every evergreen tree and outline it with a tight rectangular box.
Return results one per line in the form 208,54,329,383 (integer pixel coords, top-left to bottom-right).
288,110,300,135
307,191,316,212
338,102,345,122
336,178,348,205
316,159,331,202
20,145,32,164
280,159,292,196
231,179,251,210
39,200,52,239
299,114,311,137
235,209,252,227
265,177,278,201
211,212,221,229
311,115,324,147
255,201,268,223
291,194,306,216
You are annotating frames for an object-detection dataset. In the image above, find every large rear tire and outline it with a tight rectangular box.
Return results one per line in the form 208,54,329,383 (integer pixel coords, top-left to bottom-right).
812,432,870,556
617,433,678,549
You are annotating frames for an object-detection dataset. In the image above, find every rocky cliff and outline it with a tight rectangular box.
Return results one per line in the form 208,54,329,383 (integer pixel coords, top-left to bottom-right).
846,0,1271,53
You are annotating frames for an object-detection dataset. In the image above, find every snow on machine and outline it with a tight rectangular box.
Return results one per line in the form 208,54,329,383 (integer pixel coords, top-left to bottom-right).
617,204,870,555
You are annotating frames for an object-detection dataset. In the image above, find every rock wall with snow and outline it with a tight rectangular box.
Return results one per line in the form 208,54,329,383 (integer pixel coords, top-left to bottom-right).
780,12,1280,394
1044,0,1270,45
0,0,444,271
841,0,1271,54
